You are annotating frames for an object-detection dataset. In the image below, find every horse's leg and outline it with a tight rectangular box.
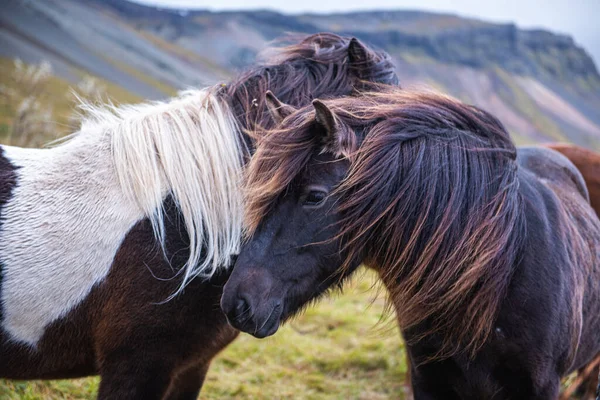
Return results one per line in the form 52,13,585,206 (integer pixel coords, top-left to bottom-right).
412,373,560,400
163,362,210,400
97,353,175,400
409,362,460,400
410,381,459,400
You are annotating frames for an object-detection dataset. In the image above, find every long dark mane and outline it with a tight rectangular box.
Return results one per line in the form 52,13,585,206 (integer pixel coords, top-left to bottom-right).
246,89,526,357
223,33,398,135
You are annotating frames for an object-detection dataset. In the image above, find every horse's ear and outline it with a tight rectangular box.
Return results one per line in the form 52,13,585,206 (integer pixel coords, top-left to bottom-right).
348,38,369,65
348,38,400,88
265,90,294,123
313,99,337,136
312,99,354,157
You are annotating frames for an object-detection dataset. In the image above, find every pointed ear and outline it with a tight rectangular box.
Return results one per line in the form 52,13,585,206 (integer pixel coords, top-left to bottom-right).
265,90,295,123
312,99,337,136
348,38,369,64
312,99,354,158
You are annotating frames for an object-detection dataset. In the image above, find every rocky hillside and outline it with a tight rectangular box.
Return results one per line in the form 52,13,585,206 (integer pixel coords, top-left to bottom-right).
1,0,599,148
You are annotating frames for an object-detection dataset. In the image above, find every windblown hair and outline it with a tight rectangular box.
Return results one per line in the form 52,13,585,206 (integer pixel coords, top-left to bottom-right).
71,33,398,296
245,89,526,357
78,89,244,295
225,32,398,136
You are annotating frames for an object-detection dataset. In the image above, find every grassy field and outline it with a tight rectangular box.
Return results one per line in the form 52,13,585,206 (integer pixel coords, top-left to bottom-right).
0,269,409,400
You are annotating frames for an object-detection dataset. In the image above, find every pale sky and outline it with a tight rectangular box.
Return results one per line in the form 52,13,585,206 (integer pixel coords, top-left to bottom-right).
134,0,600,65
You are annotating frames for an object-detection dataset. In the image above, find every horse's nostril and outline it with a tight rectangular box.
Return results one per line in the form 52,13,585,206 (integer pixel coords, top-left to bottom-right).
234,296,251,321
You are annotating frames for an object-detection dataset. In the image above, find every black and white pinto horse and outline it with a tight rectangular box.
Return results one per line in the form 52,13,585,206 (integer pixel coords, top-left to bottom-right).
0,33,398,399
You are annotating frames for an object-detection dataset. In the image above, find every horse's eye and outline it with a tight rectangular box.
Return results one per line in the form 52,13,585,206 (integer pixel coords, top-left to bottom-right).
303,190,327,206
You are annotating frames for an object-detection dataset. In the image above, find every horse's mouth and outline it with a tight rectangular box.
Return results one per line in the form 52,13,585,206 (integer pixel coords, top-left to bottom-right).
228,302,282,339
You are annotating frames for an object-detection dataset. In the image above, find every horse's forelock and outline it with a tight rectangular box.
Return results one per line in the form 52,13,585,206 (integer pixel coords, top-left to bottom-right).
244,110,318,235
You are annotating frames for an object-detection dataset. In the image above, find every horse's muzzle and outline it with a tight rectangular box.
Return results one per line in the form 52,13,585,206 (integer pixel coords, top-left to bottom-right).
221,267,284,338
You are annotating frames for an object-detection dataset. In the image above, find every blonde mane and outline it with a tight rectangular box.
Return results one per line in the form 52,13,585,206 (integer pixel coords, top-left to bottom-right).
77,88,244,294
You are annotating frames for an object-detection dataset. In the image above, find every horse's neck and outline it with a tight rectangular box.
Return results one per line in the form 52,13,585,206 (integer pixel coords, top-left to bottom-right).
1,128,130,208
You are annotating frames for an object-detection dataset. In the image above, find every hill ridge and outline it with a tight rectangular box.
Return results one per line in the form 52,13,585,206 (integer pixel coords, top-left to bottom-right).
0,0,598,148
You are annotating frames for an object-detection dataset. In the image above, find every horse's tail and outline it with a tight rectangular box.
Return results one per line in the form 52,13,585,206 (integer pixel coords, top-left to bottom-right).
544,143,600,217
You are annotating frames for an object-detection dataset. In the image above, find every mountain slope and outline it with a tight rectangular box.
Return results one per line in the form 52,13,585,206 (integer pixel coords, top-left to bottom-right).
1,0,598,148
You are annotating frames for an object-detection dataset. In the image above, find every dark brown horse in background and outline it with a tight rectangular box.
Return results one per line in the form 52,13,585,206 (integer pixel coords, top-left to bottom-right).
0,34,398,399
222,89,600,399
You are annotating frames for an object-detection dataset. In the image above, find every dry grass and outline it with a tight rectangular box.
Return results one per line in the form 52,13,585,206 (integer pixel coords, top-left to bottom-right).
0,59,56,147
0,57,141,146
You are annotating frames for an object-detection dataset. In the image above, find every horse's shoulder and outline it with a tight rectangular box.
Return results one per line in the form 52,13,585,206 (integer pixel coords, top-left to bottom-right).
517,145,589,203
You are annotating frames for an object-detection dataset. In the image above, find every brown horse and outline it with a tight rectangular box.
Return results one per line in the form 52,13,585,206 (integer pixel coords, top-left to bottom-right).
545,143,600,216
222,89,600,399
0,34,398,399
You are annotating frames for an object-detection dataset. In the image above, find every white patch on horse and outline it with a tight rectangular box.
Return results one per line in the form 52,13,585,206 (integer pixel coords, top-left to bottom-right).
0,139,144,345
0,89,244,345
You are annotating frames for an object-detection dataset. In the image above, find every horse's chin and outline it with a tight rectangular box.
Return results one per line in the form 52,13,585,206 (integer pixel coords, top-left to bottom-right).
250,319,281,339
230,302,283,338
251,303,283,338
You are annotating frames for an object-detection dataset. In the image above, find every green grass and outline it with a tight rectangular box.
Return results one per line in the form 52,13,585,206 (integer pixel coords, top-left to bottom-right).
0,269,409,399
0,380,99,400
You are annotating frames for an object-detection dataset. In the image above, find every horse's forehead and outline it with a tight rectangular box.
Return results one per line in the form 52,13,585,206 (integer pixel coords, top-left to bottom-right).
302,154,348,185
